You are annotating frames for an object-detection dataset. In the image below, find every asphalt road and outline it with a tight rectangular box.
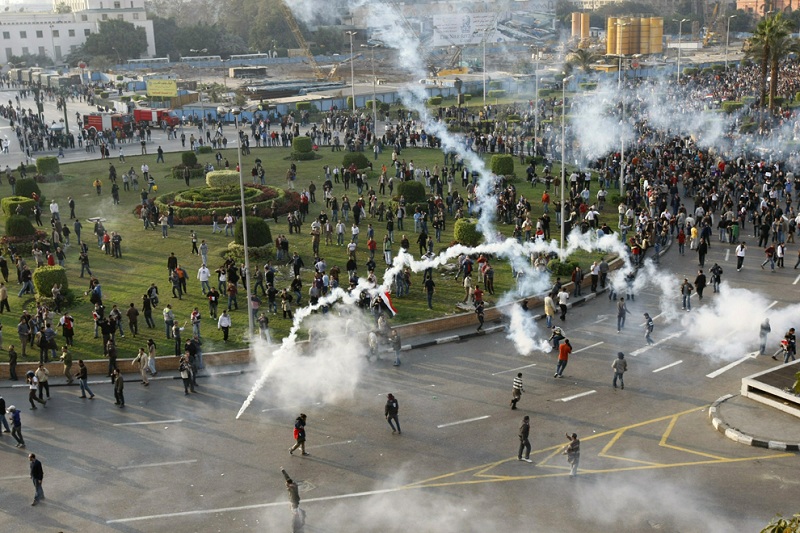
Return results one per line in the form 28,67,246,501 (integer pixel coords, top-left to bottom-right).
0,223,797,532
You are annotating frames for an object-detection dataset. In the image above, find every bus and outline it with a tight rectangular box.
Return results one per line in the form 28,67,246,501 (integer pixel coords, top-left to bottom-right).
180,55,222,63
127,57,170,65
229,53,272,61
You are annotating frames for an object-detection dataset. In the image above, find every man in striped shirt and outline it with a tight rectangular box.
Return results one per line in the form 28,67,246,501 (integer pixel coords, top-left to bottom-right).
510,373,524,410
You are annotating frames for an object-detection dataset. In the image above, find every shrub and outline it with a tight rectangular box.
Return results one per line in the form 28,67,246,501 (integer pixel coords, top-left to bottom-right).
296,101,312,111
224,242,273,264
463,94,472,101
198,145,213,154
290,151,318,161
712,64,725,72
181,151,198,167
171,165,205,180
701,67,713,75
488,90,506,99
5,214,36,237
538,88,552,98
292,136,313,153
428,96,442,106
379,102,390,113
346,96,354,110
721,101,744,113
15,177,43,201
547,259,579,277
235,216,272,247
36,156,60,177
342,152,370,169
491,154,514,176
1,196,35,216
206,170,240,189
743,96,756,105
454,218,481,247
32,265,69,297
773,96,786,106
579,82,597,91
683,67,699,76
396,181,426,204
489,81,503,90
100,91,109,98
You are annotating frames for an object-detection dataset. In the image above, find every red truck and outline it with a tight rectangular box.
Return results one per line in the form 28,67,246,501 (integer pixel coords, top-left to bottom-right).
83,113,133,134
133,108,182,127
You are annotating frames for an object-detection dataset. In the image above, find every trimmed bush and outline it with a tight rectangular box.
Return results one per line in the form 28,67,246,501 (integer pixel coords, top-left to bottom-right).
5,214,36,237
181,151,198,167
547,259,579,277
712,64,725,72
721,101,744,113
743,96,756,105
683,67,699,76
579,82,597,91
491,154,514,176
342,152,370,170
32,265,69,298
537,88,552,98
206,170,240,189
427,96,442,106
488,90,506,99
291,152,317,161
292,136,313,153
1,196,35,216
234,216,272,247
15,178,42,201
454,218,481,247
198,145,213,154
396,181,426,204
700,67,713,75
172,165,205,180
379,102,390,113
225,242,273,264
489,81,503,90
463,94,472,101
36,156,60,177
296,101,312,111
773,96,786,106
346,96,354,110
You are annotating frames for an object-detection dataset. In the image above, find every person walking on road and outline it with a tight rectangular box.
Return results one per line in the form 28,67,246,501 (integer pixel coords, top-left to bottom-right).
694,270,707,301
563,432,580,477
390,330,401,366
557,287,570,321
616,297,629,332
281,468,301,510
7,405,24,447
385,393,401,434
289,413,309,456
518,415,533,463
75,360,95,399
735,242,746,271
112,368,124,407
554,339,572,378
710,263,723,293
133,347,150,385
26,371,46,410
475,299,485,331
680,278,694,311
643,313,654,345
612,352,628,390
759,318,771,356
510,373,524,410
29,453,44,506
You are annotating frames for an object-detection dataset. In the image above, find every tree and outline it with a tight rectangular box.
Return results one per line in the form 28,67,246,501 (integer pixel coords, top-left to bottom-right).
566,49,601,73
54,2,71,13
151,16,179,60
83,19,148,61
747,13,796,111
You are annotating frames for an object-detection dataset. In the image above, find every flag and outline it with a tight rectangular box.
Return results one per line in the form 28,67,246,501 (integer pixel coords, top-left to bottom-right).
380,291,397,316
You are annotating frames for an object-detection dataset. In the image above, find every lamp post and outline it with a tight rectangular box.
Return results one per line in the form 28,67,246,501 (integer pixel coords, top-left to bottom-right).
361,41,382,135
530,45,539,144
219,105,254,340
345,31,357,113
725,15,737,71
111,46,121,65
675,18,689,82
560,74,573,255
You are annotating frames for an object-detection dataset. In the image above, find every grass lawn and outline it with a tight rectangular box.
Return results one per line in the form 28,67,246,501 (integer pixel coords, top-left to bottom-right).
1,141,616,361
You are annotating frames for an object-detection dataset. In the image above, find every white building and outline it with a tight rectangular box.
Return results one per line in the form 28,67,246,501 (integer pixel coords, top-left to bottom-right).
0,0,155,64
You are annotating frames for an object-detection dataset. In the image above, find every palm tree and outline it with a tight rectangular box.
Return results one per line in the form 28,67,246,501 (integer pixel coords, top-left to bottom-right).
747,13,796,111
566,48,601,73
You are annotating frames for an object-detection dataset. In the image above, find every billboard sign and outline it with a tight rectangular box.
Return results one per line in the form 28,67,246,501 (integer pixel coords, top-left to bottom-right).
146,79,178,98
432,13,497,47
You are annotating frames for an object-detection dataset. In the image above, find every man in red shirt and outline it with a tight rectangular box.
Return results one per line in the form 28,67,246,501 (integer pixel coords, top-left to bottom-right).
554,339,572,378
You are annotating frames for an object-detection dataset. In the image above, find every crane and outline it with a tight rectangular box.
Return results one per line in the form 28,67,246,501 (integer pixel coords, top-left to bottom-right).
278,0,325,80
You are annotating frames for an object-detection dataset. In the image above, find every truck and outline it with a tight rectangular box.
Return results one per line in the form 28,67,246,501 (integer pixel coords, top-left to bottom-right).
133,108,181,127
82,112,133,134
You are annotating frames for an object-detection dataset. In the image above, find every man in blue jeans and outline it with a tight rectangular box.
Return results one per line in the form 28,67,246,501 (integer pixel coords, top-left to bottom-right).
424,276,435,309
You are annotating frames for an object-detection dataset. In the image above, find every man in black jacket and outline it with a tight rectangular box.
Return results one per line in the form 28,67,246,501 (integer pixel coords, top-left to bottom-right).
29,453,44,505
385,393,401,434
518,416,533,463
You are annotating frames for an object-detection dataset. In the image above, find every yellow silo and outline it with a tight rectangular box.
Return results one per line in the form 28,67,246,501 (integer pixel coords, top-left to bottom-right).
572,13,581,40
650,17,663,54
607,17,618,56
639,17,651,55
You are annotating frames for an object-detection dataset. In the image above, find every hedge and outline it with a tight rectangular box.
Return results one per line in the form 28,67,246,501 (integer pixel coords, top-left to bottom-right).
547,259,579,277
32,265,69,298
235,216,272,247
296,101,312,111
292,136,313,153
489,81,503,90
683,67,699,76
579,83,597,91
428,96,443,106
346,96,354,110
151,186,301,224
491,154,514,176
291,152,318,161
342,152,370,170
5,214,36,237
721,101,744,113
1,196,35,217
396,181,426,204
36,156,60,177
172,164,205,180
206,170,241,189
538,89,552,98
198,145,213,154
181,151,198,167
712,64,725,72
454,218,481,247
224,242,273,264
488,90,506,99
15,178,43,202
463,94,472,101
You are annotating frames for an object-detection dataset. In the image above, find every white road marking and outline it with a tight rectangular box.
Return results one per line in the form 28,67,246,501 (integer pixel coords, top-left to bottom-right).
116,460,198,471
262,402,322,413
706,353,758,379
572,341,603,354
593,316,609,324
437,415,490,428
639,312,663,326
0,475,29,481
113,419,183,426
725,249,730,261
794,274,800,286
312,439,355,449
556,390,597,402
107,487,409,524
652,360,683,373
765,300,778,310
631,332,681,356
25,427,55,431
492,363,537,376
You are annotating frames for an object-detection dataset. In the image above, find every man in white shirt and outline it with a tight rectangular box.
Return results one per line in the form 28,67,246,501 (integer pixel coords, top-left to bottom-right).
197,264,211,294
49,200,59,221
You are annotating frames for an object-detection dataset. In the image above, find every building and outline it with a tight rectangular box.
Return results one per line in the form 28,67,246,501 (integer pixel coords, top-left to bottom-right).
0,0,155,64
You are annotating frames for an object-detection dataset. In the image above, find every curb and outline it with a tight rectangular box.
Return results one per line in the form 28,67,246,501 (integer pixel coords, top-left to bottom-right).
2,368,256,389
708,394,800,452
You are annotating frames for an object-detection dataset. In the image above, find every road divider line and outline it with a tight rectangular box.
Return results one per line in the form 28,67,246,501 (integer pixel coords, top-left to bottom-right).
437,416,490,428
706,353,758,379
794,274,800,285
653,360,683,373
572,342,603,354
116,460,197,470
556,390,596,402
0,475,29,481
766,300,778,310
113,419,183,426
313,440,356,449
725,249,730,262
492,363,537,376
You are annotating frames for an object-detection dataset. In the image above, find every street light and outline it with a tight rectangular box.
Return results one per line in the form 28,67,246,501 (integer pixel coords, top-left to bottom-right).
345,31,357,113
473,25,493,105
219,105,254,341
674,18,689,82
111,46,121,65
529,45,539,145
361,41,382,134
725,15,737,71
560,74,573,255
